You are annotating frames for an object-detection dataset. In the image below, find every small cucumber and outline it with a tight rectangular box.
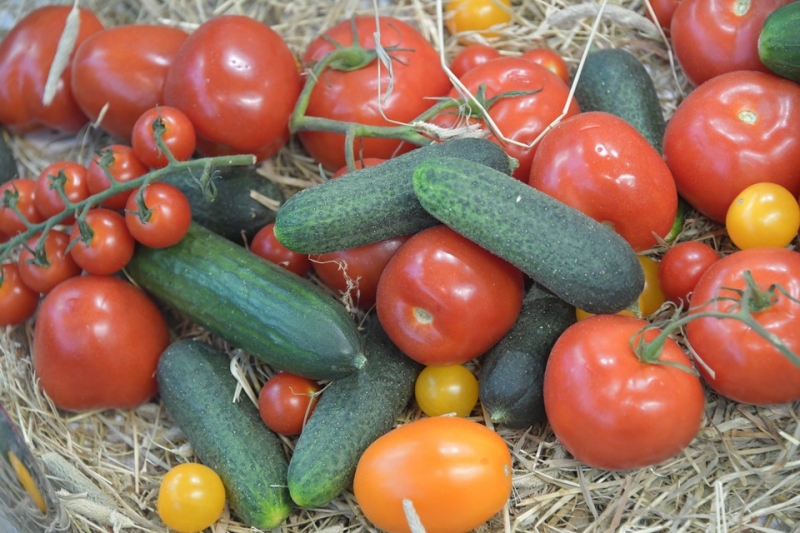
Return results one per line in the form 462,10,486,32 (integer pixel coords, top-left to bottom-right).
126,222,365,380
758,1,800,82
412,157,644,314
274,137,517,254
0,129,18,185
287,319,421,507
479,283,576,428
156,339,292,529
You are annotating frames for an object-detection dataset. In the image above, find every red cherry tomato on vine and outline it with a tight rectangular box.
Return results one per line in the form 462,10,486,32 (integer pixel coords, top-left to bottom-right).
34,161,90,223
725,182,800,250
445,0,513,39
448,44,501,79
257,372,321,436
131,106,197,169
125,182,191,249
520,48,570,84
657,241,720,306
157,463,226,533
18,230,82,294
414,364,479,417
250,223,311,277
86,144,150,210
0,179,45,236
0,263,40,327
69,208,135,275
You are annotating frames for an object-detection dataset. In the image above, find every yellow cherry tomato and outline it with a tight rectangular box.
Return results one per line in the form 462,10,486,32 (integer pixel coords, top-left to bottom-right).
445,0,512,39
576,255,665,320
726,182,800,250
414,364,479,417
157,463,226,533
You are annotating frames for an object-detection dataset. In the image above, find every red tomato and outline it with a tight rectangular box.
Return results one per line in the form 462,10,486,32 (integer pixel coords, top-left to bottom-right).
670,0,792,86
32,275,170,411
86,144,150,210
257,372,321,436
299,16,451,171
0,6,104,134
646,0,681,35
131,106,197,168
125,182,191,249
0,263,40,327
657,241,719,306
544,314,705,470
250,222,311,277
376,225,524,366
17,230,82,294
33,161,89,223
71,25,188,141
0,178,45,236
69,208,135,275
432,57,580,181
520,48,570,84
529,111,678,252
353,416,512,533
663,70,800,223
164,15,301,161
687,247,800,405
448,44,501,78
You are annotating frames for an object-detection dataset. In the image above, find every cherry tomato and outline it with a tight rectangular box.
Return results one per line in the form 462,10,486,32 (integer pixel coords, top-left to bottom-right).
687,247,800,405
257,372,321,436
0,6,104,134
448,44,501,78
71,25,188,141
157,463,226,533
0,263,39,327
250,222,311,277
670,0,792,86
445,0,513,39
726,182,800,250
0,178,45,236
575,255,665,320
544,314,705,470
69,208,135,275
131,106,197,169
17,230,82,294
299,16,451,171
521,48,570,84
646,0,681,35
33,161,89,223
663,70,800,223
354,416,512,533
530,111,678,251
86,144,150,210
32,275,170,411
164,15,301,161
414,364,479,417
657,241,720,306
376,225,524,366
125,182,191,249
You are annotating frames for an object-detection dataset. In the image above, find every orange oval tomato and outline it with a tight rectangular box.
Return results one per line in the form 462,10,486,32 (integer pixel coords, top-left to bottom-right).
353,416,512,533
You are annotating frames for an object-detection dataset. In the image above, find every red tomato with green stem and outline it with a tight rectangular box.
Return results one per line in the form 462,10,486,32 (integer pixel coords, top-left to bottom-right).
17,230,82,294
34,161,89,223
0,263,40,327
449,44,501,78
250,222,311,277
257,372,321,436
69,208,135,275
86,144,150,210
0,178,45,236
125,182,191,249
520,48,570,84
657,241,720,306
131,106,197,169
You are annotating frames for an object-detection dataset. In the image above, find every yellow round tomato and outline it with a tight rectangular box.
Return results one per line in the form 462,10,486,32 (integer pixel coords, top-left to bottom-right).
726,182,800,250
445,0,512,38
157,463,226,533
576,255,665,319
354,417,512,533
414,365,479,417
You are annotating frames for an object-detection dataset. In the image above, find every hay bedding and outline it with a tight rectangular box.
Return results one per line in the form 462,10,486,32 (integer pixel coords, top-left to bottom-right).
1,0,799,531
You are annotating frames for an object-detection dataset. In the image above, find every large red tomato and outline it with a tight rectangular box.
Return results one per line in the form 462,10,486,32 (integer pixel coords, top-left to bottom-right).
164,15,301,161
32,275,170,411
0,6,104,134
71,25,188,141
686,247,800,405
376,225,524,366
663,70,800,223
529,111,678,252
299,16,451,171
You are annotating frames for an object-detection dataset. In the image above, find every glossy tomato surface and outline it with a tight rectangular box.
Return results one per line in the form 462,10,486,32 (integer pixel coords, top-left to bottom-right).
725,182,800,250
250,222,311,277
658,241,720,306
131,105,197,168
157,463,226,533
17,230,82,294
0,263,39,327
445,0,512,39
646,0,680,35
663,70,800,223
414,364,479,417
448,44,501,78
86,144,150,210
125,182,192,248
257,372,321,436
0,178,45,236
69,208,135,275
521,48,570,84
33,161,89,223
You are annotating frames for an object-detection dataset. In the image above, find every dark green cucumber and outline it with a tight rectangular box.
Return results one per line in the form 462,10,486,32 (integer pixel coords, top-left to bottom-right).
274,137,517,254
758,1,800,82
0,129,17,185
412,157,644,314
126,222,364,379
156,340,291,529
479,283,576,428
573,48,666,153
287,319,421,507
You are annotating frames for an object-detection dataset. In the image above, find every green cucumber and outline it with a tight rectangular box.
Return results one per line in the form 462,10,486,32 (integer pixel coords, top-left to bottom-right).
0,129,17,185
287,319,421,507
412,157,644,314
758,1,800,82
479,283,576,428
156,339,291,529
573,48,666,153
274,137,517,254
126,222,364,380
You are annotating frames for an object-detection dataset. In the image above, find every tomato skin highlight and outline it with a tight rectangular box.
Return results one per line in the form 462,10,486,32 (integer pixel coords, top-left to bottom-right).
69,208,135,275
17,230,82,294
250,222,311,277
0,263,40,327
725,182,800,250
86,144,150,211
414,364,479,417
0,179,46,236
125,182,192,249
445,0,513,39
34,161,90,224
257,372,321,436
157,463,226,533
448,44,501,78
658,241,720,306
131,105,197,169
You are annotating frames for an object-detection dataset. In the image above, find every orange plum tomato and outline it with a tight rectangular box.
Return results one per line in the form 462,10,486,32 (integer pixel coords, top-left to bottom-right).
448,44,501,78
69,208,135,275
353,416,512,533
663,70,800,224
131,106,197,169
86,144,150,210
414,364,479,417
257,372,321,436
725,182,800,250
0,263,40,327
687,247,800,405
157,463,226,533
33,161,90,223
544,314,705,470
657,241,720,306
376,225,524,366
0,178,46,236
125,182,192,249
17,230,82,294
250,222,311,277
520,48,570,84
445,0,513,39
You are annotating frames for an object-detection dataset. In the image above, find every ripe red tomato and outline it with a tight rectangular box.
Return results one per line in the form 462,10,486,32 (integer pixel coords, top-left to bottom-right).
687,247,800,405
299,16,451,171
544,314,705,470
433,57,580,181
32,275,170,411
529,111,678,252
86,144,150,210
663,70,800,223
448,44,501,78
0,5,104,134
125,182,191,248
520,48,570,84
353,416,512,533
131,106,197,168
0,263,40,327
646,0,681,35
33,161,89,223
657,241,719,306
376,225,524,366
69,208,135,275
250,222,311,277
17,230,82,294
164,15,301,161
71,25,188,141
257,372,321,436
0,178,45,236
670,0,792,86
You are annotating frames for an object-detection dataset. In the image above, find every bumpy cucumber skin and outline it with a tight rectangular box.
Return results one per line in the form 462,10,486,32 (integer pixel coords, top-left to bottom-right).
479,284,576,428
758,2,800,82
573,48,666,153
157,340,292,529
287,320,421,507
412,157,644,314
0,130,17,185
274,138,516,254
126,222,365,380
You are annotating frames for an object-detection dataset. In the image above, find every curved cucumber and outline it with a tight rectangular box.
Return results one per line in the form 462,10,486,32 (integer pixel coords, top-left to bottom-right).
758,1,800,82
0,129,17,185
